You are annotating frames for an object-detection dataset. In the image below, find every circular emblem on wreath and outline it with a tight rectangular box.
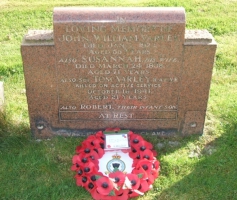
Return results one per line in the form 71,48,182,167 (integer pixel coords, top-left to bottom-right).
106,153,126,173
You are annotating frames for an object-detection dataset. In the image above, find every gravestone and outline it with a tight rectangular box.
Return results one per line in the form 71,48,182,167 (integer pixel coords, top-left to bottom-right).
21,7,217,138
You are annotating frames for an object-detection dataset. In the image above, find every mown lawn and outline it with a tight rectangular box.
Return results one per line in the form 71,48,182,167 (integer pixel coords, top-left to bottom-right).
0,0,237,199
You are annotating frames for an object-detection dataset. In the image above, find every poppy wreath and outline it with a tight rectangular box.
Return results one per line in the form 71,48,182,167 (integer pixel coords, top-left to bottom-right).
71,128,160,200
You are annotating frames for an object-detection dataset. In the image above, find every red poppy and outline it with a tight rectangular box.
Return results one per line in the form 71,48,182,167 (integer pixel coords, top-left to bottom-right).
95,130,105,140
78,149,104,166
132,168,147,180
76,176,88,187
140,149,154,160
138,179,150,193
76,153,89,166
84,181,96,192
79,146,104,159
153,160,160,170
91,188,105,200
81,134,104,149
129,150,141,168
75,145,82,154
129,134,144,148
149,161,160,182
131,157,141,168
77,149,100,166
71,164,79,171
74,167,84,185
136,159,153,172
147,173,155,185
71,155,81,171
81,138,99,149
131,150,154,168
131,139,153,152
152,149,158,157
87,152,100,166
114,189,129,200
109,171,126,187
128,131,135,137
80,161,98,175
96,177,114,195
129,147,139,159
128,190,140,198
93,147,104,158
126,174,140,190
151,168,159,179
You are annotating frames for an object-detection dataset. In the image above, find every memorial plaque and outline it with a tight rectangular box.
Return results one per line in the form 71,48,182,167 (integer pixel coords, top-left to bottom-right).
21,7,217,138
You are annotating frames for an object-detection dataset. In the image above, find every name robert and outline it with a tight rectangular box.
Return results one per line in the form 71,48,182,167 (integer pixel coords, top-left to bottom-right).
80,104,113,110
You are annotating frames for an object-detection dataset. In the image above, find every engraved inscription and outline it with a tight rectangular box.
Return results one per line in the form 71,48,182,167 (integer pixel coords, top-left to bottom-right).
56,20,182,121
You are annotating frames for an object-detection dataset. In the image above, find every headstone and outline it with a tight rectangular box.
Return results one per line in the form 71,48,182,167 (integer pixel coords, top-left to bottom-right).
21,7,217,138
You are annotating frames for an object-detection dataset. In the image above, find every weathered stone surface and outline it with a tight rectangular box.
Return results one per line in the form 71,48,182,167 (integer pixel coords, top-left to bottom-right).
185,30,213,44
21,7,217,138
25,30,54,41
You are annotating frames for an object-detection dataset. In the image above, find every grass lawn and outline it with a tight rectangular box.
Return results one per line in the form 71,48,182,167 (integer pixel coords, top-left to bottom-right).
0,0,237,199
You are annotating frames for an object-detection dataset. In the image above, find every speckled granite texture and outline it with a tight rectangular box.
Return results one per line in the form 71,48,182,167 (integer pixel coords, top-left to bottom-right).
21,7,217,138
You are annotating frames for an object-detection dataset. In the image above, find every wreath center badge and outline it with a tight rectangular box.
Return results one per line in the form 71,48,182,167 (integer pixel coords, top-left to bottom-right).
71,128,160,200
106,153,126,173
100,151,133,175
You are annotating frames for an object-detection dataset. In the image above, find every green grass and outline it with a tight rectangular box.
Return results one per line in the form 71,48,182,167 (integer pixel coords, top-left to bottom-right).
1,0,237,199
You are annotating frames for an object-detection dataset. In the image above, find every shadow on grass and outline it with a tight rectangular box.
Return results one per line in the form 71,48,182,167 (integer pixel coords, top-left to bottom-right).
0,111,93,200
2,108,237,200
0,110,31,151
142,131,201,157
158,119,237,199
0,109,201,200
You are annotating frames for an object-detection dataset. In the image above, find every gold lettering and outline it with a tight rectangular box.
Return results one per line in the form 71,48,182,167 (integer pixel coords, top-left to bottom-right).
66,25,106,32
81,56,141,63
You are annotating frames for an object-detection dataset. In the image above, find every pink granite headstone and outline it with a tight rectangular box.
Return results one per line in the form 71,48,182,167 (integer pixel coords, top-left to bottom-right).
21,7,217,138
